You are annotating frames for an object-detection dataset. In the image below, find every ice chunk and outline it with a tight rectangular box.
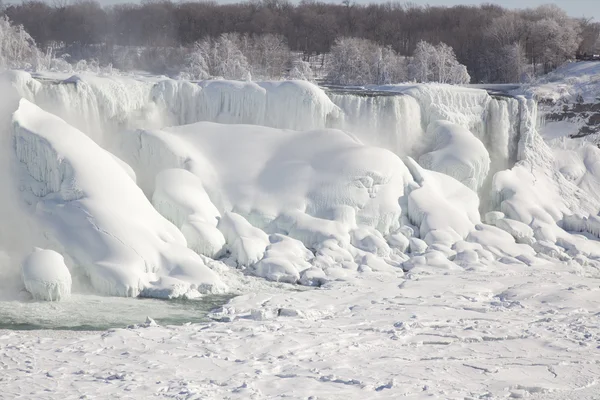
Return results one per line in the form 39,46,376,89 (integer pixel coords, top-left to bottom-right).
387,232,410,253
494,218,535,245
350,226,391,257
408,238,428,254
22,249,71,301
252,258,300,284
252,235,312,283
484,211,505,225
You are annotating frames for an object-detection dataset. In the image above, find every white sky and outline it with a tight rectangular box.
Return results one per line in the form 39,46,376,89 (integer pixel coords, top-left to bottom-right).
33,0,600,22
388,0,599,21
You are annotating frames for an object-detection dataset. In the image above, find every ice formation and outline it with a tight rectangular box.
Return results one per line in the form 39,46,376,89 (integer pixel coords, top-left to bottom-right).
419,120,490,191
152,168,226,258
2,70,600,297
13,99,226,298
22,249,72,301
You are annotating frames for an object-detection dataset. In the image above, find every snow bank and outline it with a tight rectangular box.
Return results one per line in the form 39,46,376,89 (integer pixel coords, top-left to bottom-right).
419,120,490,191
22,249,71,301
13,99,226,298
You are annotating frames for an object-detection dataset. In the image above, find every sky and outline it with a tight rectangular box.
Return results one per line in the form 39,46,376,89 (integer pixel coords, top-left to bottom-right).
394,0,600,21
47,0,600,22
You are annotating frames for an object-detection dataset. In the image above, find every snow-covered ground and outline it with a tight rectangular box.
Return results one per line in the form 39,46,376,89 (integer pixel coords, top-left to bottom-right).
2,259,599,399
1,68,600,399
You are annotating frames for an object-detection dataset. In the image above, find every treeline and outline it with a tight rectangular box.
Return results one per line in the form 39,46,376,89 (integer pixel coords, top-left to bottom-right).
2,0,599,83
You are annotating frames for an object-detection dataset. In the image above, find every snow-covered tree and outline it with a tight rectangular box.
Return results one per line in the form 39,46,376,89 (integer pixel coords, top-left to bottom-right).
408,41,436,83
240,33,290,80
0,16,41,69
288,60,314,81
326,37,406,85
185,33,250,80
497,43,528,83
530,18,580,72
409,41,469,84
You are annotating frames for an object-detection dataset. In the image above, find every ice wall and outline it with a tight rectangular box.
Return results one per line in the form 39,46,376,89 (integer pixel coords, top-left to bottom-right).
8,71,591,292
4,72,342,148
328,85,526,192
3,72,532,184
327,93,423,156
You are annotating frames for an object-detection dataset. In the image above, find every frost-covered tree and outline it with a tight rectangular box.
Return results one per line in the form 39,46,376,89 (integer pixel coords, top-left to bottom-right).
530,18,580,73
240,34,290,80
185,33,250,80
0,16,41,69
185,33,294,80
497,43,528,83
288,60,314,81
409,41,469,84
408,41,435,82
326,37,406,85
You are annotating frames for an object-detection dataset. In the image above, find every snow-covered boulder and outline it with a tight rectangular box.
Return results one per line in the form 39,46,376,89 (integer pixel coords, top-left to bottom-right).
419,121,490,191
494,218,535,245
484,211,505,225
252,235,312,283
22,249,71,301
405,157,480,241
218,212,269,266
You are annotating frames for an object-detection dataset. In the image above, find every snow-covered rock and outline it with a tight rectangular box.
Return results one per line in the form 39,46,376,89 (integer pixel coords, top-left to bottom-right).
419,120,490,191
22,249,71,301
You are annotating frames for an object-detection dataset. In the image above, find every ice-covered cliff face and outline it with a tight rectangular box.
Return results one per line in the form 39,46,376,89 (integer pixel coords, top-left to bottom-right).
328,87,525,172
4,72,529,175
4,72,341,147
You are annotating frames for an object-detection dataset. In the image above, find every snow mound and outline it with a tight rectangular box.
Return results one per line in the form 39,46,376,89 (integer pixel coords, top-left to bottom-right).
13,99,226,298
419,120,490,191
22,249,71,301
218,212,270,266
118,120,420,281
120,122,413,237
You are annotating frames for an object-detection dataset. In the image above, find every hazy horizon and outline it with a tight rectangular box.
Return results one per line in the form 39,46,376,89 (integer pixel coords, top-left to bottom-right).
26,0,597,21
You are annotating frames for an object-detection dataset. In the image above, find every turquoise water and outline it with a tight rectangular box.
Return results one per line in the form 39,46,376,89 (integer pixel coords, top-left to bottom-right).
0,294,231,331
